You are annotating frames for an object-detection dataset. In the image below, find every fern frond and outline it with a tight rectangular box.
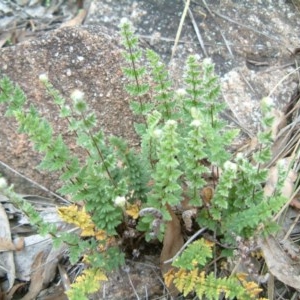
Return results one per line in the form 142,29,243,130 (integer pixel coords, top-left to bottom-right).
66,268,107,300
173,239,214,270
172,269,265,300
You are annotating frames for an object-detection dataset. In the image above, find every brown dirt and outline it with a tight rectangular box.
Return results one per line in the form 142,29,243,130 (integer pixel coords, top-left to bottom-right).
0,25,139,195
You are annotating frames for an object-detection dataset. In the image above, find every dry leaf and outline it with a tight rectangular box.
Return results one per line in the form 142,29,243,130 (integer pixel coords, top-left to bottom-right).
270,108,287,140
258,235,300,289
264,157,296,198
60,9,87,28
0,202,15,291
289,197,300,210
0,237,16,252
201,186,214,206
22,251,46,300
0,32,12,48
259,156,300,289
6,282,27,300
58,264,71,292
13,237,24,251
0,231,23,253
182,208,197,231
14,234,64,283
237,136,258,157
160,204,184,297
37,285,68,300
279,239,300,262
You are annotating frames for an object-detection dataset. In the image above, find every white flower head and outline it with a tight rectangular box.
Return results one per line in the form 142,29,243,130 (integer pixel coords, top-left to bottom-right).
191,119,201,127
203,57,213,66
0,177,8,190
114,196,126,208
223,161,237,172
71,89,84,102
120,17,130,27
39,73,48,82
236,153,245,161
166,120,176,126
261,97,274,111
175,88,187,97
152,129,162,138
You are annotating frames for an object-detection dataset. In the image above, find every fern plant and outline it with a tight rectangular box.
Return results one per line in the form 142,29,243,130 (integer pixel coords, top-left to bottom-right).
165,239,267,300
0,21,291,299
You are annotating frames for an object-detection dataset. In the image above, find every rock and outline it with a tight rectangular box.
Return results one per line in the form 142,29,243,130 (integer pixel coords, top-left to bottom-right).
86,0,300,138
221,64,299,136
0,25,138,193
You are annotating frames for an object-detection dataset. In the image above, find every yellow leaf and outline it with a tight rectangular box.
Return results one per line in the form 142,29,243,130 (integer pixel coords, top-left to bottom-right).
243,281,263,296
57,205,96,234
57,205,78,223
94,269,108,281
125,203,140,219
236,272,248,282
164,268,176,287
95,229,107,241
81,225,95,237
204,238,215,248
67,267,108,299
174,269,188,292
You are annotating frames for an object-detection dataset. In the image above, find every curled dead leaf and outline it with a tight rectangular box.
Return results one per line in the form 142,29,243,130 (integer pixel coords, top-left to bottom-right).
270,108,287,140
182,208,197,231
22,251,46,300
13,237,24,251
289,197,300,210
201,186,214,206
58,264,71,292
60,9,87,28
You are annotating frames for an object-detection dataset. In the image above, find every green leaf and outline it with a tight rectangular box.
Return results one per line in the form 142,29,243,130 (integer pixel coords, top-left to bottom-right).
173,239,213,270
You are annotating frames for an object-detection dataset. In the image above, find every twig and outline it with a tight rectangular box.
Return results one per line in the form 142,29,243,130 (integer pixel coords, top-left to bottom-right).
283,213,300,242
221,92,254,138
268,66,300,98
163,227,207,264
125,268,140,300
260,62,296,74
266,120,299,168
273,181,300,223
0,160,70,204
58,264,71,291
187,4,208,57
172,0,190,59
212,9,282,44
238,70,257,95
144,285,148,300
201,0,233,58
